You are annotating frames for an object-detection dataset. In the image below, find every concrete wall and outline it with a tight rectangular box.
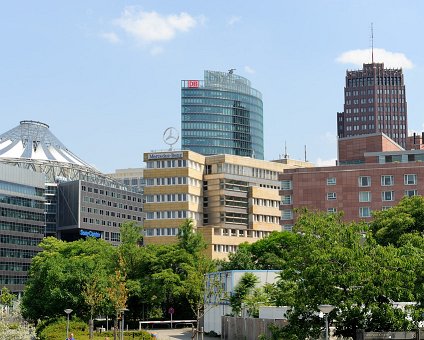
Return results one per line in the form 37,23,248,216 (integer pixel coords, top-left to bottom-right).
221,316,287,340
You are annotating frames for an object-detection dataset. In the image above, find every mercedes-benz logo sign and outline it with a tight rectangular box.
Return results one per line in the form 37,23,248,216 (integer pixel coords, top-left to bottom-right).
163,127,179,147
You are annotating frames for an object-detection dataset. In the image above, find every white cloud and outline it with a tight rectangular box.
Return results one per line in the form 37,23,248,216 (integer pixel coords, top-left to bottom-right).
227,16,241,26
244,66,255,74
315,158,337,167
100,32,120,44
114,7,197,43
336,48,413,69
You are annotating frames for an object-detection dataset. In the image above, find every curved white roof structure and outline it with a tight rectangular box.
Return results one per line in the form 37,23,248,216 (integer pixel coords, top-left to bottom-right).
0,121,119,186
0,121,94,168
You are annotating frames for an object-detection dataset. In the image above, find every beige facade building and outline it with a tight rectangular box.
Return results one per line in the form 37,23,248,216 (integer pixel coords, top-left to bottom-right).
108,168,145,194
143,150,311,259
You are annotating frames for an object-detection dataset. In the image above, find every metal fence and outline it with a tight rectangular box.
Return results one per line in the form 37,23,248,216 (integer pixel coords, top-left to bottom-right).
356,330,423,339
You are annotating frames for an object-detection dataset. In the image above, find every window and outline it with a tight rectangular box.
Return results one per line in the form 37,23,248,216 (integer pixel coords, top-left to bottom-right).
281,180,292,190
405,189,417,197
359,191,371,202
283,225,293,232
404,174,417,185
327,192,337,200
327,177,336,185
359,207,371,218
381,175,394,186
382,191,394,201
281,195,292,205
359,176,371,187
281,210,293,220
327,207,337,213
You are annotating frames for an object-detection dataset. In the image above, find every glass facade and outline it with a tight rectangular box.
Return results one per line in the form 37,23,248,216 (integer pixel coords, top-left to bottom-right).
0,173,45,293
181,70,264,159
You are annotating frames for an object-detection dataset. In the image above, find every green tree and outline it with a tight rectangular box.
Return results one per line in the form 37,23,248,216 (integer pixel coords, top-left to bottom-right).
83,274,105,340
221,230,299,271
220,243,256,270
106,255,128,340
229,272,259,316
372,196,424,246
0,287,15,308
244,284,274,318
182,255,217,338
272,210,420,338
119,221,143,324
177,219,206,256
21,237,116,322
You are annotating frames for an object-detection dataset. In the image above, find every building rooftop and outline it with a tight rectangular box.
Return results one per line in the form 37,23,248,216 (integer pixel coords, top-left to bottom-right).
0,120,96,170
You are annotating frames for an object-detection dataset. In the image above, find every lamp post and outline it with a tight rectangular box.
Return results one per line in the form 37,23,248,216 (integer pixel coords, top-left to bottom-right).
64,308,73,340
119,308,129,340
318,304,334,340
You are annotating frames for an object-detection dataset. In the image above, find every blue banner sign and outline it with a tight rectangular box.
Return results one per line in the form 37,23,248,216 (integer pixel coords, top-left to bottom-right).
80,229,101,238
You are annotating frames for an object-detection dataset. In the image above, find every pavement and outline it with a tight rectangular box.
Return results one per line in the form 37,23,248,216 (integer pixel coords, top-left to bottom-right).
147,327,219,340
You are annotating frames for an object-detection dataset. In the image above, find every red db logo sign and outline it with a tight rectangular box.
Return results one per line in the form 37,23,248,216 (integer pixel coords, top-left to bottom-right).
188,80,199,88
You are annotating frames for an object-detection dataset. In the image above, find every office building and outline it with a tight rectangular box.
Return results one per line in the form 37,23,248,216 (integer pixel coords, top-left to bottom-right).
57,180,144,245
280,133,424,226
0,122,143,245
0,121,143,292
0,164,45,293
143,150,311,259
108,168,145,194
181,70,264,159
337,63,408,147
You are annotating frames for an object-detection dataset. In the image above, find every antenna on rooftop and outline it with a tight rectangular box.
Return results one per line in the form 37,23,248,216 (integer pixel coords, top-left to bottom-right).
283,141,289,159
304,145,308,162
371,22,374,64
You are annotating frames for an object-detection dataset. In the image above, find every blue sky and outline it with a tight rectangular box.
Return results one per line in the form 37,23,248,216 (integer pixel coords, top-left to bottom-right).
1,1,423,173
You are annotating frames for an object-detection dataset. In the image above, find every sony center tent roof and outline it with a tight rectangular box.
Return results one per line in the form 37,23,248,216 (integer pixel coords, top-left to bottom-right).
0,120,98,172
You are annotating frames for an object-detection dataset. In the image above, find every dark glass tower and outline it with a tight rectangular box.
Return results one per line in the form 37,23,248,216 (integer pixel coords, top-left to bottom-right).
337,63,408,147
181,70,264,159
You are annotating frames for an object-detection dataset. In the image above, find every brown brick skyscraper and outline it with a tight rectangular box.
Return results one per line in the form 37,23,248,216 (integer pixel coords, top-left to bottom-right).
337,63,407,147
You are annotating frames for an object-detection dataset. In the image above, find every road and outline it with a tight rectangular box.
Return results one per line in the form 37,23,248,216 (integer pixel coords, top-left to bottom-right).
147,327,218,340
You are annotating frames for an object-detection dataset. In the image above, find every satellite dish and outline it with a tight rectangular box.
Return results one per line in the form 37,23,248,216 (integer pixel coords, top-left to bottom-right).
163,127,179,150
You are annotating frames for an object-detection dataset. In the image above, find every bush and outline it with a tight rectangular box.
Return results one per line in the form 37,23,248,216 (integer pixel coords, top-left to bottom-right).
36,317,154,340
37,317,87,340
205,330,220,337
0,319,36,340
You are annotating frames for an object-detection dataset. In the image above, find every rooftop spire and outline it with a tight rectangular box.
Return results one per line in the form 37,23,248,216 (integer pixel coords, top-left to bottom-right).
371,22,374,64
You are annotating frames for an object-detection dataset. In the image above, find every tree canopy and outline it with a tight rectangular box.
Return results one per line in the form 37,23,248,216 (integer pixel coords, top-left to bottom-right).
223,208,424,338
22,219,216,332
372,196,424,246
22,198,424,338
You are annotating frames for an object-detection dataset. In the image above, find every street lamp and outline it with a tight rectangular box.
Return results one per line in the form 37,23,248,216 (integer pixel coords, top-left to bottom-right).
119,308,129,340
318,304,335,340
64,308,73,340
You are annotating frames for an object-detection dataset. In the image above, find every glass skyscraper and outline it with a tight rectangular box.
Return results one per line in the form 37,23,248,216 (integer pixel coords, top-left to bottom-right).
181,70,264,159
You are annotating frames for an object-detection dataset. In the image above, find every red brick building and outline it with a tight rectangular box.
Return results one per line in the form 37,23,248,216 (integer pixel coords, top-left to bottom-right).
280,133,424,229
